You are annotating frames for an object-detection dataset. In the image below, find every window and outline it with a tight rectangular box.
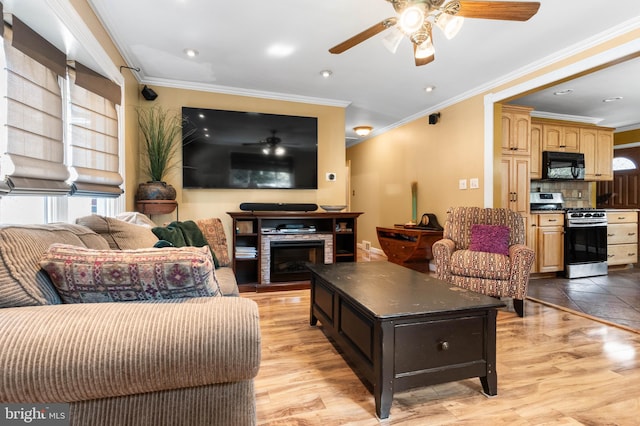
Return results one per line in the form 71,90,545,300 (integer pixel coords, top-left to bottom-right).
0,13,124,224
612,157,637,171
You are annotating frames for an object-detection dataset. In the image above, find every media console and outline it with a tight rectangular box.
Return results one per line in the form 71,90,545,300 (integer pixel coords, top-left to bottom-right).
228,211,363,292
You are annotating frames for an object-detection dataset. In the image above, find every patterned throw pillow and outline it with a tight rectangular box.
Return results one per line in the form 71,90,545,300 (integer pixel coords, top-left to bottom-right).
468,224,511,255
40,244,222,303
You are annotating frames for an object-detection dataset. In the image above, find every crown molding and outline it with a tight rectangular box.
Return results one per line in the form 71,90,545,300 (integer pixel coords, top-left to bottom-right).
141,77,352,108
530,111,604,125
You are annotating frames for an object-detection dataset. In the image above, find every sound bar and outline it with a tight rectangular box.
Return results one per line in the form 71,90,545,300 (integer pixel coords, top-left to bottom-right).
239,203,318,212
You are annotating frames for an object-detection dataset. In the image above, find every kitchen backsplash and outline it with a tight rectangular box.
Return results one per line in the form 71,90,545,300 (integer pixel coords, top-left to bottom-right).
530,181,593,209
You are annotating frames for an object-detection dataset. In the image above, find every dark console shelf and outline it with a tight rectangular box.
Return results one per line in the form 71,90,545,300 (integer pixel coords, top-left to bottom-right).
228,211,363,292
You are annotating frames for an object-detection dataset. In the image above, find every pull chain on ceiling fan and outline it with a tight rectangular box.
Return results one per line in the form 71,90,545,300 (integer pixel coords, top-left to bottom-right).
329,0,541,66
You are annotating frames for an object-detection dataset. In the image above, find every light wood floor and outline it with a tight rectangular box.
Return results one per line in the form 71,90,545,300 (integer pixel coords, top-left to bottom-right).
243,259,640,425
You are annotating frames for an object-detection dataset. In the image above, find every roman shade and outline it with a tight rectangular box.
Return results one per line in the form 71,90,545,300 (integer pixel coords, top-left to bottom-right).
0,17,70,195
68,62,123,197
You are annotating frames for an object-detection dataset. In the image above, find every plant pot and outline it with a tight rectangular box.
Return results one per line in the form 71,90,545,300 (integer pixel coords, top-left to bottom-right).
136,181,177,201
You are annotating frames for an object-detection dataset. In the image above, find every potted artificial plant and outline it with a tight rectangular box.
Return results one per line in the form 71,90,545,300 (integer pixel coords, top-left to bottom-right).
135,105,185,201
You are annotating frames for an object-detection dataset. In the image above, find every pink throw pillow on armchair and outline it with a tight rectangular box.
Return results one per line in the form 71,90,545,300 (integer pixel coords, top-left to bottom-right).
469,224,510,255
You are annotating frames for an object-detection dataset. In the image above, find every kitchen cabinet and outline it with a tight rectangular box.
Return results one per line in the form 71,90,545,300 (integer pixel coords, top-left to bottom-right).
532,213,564,273
501,156,530,215
606,211,638,266
501,105,531,215
501,105,533,155
580,127,613,181
541,124,580,152
530,122,542,179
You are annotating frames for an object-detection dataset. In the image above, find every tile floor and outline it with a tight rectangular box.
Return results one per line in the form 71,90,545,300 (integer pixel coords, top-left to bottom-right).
526,266,640,331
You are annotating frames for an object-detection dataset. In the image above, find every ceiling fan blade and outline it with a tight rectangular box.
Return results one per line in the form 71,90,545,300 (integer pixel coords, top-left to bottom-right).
329,18,397,54
457,1,540,21
413,44,435,67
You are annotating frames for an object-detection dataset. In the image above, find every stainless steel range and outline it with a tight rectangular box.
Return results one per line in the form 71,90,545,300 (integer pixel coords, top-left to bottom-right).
564,208,608,279
530,192,608,279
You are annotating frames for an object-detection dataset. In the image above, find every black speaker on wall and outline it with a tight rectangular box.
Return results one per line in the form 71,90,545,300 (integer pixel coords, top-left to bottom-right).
239,203,318,212
141,85,158,101
428,112,440,125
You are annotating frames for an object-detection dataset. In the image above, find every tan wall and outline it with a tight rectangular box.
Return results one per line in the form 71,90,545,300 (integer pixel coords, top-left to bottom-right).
347,96,485,247
615,129,640,145
137,86,347,237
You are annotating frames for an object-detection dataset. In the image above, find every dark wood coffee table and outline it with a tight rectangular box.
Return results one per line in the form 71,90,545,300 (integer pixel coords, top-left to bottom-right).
307,261,505,419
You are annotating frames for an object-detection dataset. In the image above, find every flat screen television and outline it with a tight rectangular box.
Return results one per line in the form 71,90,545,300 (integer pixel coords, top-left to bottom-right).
182,107,318,189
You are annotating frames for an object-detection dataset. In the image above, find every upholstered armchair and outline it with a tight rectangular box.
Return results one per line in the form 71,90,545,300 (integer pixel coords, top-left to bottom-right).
432,207,535,317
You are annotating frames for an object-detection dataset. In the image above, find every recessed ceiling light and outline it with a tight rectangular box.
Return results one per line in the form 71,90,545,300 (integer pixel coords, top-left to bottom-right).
184,48,199,57
320,69,333,78
553,89,573,96
603,96,623,103
267,44,294,58
425,85,436,93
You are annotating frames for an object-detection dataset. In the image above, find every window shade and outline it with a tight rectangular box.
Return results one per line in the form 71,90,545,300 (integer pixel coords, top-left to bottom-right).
0,20,70,195
68,63,123,197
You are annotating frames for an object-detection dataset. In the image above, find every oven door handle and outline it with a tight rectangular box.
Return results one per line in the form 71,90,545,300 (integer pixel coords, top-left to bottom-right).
566,222,608,228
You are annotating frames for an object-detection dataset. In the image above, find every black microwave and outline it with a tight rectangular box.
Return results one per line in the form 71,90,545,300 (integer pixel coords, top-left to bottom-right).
542,151,585,180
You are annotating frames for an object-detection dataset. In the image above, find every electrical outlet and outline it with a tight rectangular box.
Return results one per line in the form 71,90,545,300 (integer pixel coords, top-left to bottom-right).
470,178,479,189
363,240,371,252
459,179,467,190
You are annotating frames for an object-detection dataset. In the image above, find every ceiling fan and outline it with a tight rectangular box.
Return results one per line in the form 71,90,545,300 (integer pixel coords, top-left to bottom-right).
329,0,541,66
243,130,287,155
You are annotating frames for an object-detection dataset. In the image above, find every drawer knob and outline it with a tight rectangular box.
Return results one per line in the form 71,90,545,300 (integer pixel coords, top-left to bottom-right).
607,234,614,237
440,341,450,351
608,254,614,258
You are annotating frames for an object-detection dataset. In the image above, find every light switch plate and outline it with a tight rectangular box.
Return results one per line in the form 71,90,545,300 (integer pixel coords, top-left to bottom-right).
459,179,467,190
470,178,479,189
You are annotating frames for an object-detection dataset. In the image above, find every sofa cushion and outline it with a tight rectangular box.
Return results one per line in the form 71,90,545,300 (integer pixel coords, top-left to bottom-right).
0,224,110,308
196,218,231,267
469,224,510,255
214,266,240,296
76,215,159,250
449,249,511,280
40,245,222,303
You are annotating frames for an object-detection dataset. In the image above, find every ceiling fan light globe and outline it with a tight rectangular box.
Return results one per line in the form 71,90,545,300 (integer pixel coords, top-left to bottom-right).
262,147,271,155
275,146,286,156
399,5,425,34
436,13,464,39
414,39,435,59
382,27,404,54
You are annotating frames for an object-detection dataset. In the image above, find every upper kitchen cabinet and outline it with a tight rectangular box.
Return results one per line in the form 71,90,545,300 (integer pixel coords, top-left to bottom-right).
580,127,614,181
530,122,543,179
541,123,580,152
501,105,533,155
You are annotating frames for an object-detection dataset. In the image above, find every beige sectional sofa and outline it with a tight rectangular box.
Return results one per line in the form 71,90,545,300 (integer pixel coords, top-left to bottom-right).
0,217,260,426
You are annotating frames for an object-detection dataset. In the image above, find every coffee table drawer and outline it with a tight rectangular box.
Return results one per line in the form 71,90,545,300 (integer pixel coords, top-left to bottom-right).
394,316,484,374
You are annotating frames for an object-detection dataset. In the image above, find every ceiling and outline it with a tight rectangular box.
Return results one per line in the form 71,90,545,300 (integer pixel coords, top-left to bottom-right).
5,1,640,144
